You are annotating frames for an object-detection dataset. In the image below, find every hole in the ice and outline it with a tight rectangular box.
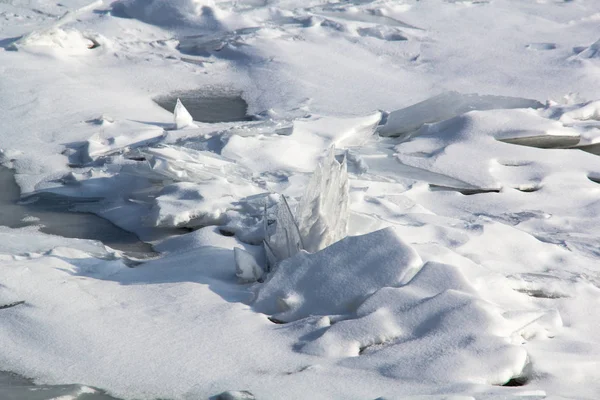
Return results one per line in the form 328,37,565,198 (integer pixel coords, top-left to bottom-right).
429,184,501,195
219,228,236,237
0,166,156,258
154,90,253,123
502,376,530,387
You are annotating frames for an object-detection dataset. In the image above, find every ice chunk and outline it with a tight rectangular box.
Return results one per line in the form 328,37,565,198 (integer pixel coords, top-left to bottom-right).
264,195,304,265
295,147,349,253
234,247,263,283
147,181,262,228
254,227,422,322
377,91,544,138
174,98,195,129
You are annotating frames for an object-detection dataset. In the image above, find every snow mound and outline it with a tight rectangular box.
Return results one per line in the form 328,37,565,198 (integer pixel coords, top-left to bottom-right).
377,92,544,138
254,227,422,322
299,261,529,385
112,0,227,28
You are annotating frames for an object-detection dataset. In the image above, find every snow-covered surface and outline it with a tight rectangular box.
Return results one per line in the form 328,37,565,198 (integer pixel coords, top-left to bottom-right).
1,0,600,399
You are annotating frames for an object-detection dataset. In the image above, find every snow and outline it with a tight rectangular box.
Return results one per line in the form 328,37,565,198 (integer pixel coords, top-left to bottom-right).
1,0,600,399
255,227,422,322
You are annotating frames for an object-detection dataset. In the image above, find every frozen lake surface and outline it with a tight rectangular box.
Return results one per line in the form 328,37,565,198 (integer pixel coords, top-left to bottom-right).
1,0,600,399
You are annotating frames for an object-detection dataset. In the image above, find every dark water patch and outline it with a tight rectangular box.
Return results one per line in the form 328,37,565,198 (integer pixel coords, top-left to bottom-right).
154,90,252,123
577,143,600,156
0,166,155,257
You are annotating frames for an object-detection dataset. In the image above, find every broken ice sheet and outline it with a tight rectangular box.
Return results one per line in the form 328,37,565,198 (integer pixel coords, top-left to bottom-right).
295,147,349,253
377,91,544,138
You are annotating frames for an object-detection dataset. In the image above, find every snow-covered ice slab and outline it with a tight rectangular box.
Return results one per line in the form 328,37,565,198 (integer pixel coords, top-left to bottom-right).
304,261,528,386
255,227,422,322
394,105,599,189
378,92,543,138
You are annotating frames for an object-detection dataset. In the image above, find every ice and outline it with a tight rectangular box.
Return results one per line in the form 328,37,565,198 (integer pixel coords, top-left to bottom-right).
264,195,303,265
173,98,196,130
377,92,544,138
254,227,422,322
295,147,349,253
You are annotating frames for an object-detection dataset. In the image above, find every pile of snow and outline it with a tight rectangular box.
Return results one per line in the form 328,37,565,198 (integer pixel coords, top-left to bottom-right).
255,227,422,322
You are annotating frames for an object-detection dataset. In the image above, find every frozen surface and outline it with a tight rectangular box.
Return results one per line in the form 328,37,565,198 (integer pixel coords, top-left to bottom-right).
2,0,600,399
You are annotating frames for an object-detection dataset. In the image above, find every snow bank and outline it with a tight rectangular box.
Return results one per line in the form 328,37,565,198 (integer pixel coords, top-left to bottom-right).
254,227,422,322
302,261,528,385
